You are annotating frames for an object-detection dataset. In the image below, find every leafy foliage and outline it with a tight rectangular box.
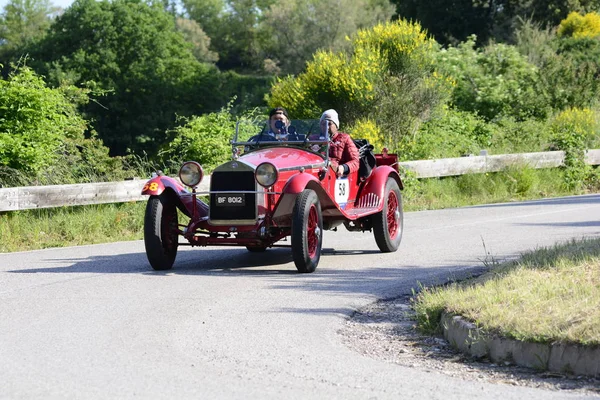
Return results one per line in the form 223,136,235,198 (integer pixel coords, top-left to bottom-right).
557,11,600,39
0,0,55,71
259,0,395,75
0,65,86,173
347,118,385,152
402,109,489,160
160,105,263,172
435,36,547,121
549,107,600,189
269,19,450,152
175,17,219,63
392,0,600,45
30,0,213,156
0,65,129,186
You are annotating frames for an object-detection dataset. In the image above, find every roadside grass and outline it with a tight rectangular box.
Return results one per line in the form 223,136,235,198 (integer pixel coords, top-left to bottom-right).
412,237,600,346
0,167,594,253
404,166,574,211
0,202,145,253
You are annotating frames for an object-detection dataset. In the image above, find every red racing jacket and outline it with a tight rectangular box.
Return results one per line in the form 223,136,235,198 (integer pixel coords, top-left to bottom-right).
328,132,360,175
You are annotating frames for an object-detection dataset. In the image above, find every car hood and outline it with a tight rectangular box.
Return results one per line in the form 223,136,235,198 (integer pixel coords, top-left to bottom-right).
239,147,325,170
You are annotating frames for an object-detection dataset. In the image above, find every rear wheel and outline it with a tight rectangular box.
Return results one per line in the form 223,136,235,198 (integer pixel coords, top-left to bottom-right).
373,178,403,252
291,189,323,273
144,194,179,270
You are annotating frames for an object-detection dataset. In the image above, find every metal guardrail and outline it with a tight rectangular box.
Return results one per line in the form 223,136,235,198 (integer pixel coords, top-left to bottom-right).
1,149,599,212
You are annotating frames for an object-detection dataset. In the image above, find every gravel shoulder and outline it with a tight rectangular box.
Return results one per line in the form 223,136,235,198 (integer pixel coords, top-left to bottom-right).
339,295,600,396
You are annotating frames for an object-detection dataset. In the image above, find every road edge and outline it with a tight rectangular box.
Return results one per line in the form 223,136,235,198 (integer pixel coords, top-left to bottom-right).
441,313,600,378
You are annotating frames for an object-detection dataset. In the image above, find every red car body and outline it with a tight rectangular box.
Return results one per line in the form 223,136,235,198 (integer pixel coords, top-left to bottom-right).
141,119,404,273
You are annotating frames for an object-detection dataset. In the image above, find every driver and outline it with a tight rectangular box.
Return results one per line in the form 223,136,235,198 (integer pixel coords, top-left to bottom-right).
267,107,290,139
320,109,359,177
245,107,290,151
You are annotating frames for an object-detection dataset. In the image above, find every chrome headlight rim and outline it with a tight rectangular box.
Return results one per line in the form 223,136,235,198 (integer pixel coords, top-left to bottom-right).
179,161,204,188
255,162,278,188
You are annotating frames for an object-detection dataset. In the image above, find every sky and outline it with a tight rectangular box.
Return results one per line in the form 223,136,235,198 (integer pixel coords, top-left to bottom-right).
0,0,75,12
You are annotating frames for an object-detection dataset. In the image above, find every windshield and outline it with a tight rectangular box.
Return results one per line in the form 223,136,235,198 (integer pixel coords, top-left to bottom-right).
233,118,330,156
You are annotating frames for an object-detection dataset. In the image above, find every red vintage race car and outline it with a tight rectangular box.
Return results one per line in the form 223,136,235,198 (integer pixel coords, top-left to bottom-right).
141,118,403,273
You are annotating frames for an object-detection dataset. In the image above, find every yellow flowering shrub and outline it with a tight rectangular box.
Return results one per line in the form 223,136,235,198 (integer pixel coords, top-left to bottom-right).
352,20,436,75
550,107,599,147
268,46,384,119
348,118,385,151
549,107,600,189
558,11,600,39
268,19,444,126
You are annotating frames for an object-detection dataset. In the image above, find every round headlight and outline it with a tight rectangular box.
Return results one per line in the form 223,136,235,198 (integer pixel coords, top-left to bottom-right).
255,162,278,188
179,161,203,187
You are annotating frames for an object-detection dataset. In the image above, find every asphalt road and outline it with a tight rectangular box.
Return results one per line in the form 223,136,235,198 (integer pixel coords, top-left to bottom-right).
1,194,600,399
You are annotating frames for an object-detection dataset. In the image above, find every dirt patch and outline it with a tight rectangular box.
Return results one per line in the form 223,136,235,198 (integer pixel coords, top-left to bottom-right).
339,295,600,395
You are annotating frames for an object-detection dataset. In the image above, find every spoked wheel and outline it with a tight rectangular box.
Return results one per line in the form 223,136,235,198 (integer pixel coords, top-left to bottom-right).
291,189,323,273
144,194,179,270
373,177,403,252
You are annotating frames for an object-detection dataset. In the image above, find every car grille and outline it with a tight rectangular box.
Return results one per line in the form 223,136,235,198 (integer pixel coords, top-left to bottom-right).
210,171,256,221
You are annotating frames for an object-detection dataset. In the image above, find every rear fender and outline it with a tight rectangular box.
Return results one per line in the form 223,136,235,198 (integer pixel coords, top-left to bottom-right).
356,166,403,210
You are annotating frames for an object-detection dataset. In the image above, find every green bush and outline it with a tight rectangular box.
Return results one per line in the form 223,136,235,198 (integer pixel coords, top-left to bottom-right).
488,116,551,154
436,36,548,121
401,109,490,161
549,107,599,189
161,106,265,173
0,66,87,174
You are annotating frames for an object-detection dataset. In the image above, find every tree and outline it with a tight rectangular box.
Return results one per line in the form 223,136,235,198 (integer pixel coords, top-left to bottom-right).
0,0,55,71
390,0,600,46
258,0,396,75
182,0,276,70
30,0,215,156
175,17,219,63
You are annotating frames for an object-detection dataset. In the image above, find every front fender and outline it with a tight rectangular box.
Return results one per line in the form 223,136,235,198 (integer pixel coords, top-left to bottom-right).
273,172,333,226
141,175,207,219
141,176,188,196
356,166,403,210
282,172,321,194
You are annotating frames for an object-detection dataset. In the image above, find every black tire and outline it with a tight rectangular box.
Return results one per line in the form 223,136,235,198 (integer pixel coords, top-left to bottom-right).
144,194,179,270
373,177,403,253
291,189,323,273
246,245,267,252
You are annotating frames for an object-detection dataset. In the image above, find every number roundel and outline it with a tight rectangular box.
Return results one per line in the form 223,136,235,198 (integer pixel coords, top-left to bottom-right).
334,178,350,204
143,182,159,192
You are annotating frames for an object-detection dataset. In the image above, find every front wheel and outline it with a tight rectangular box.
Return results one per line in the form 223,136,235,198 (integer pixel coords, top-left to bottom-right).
373,178,403,252
291,189,323,273
144,194,179,270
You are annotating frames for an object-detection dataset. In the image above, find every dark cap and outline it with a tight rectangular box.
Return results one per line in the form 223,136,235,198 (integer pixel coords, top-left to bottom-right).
269,107,289,120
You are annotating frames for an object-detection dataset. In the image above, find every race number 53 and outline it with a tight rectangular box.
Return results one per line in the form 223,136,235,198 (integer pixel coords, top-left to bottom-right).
335,178,350,205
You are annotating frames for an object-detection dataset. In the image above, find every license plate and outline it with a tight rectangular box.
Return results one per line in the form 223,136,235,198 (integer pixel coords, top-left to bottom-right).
215,194,246,206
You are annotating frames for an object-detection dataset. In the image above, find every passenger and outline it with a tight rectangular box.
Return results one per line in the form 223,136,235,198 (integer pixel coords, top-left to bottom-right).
320,109,360,177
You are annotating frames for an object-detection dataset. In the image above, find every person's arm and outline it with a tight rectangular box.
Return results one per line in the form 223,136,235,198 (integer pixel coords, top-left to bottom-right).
339,134,360,175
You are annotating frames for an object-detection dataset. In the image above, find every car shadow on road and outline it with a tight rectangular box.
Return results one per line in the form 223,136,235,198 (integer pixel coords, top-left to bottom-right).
7,245,389,276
